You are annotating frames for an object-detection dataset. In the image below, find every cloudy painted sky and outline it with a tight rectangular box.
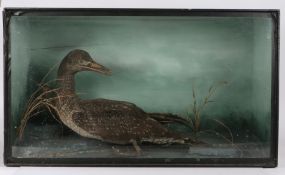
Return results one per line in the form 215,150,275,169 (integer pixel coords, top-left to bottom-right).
11,16,273,122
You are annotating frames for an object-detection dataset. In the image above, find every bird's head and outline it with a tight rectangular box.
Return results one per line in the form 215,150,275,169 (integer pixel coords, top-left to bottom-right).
58,49,111,76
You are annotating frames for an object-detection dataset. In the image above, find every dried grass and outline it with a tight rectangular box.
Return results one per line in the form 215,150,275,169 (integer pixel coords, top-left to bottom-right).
17,82,62,140
17,62,65,140
186,81,234,144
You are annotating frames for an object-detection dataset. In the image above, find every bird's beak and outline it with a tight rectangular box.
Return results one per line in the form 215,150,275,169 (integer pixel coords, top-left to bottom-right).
79,61,112,75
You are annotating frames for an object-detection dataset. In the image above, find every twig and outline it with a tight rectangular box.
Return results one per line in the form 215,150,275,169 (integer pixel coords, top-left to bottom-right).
210,118,234,143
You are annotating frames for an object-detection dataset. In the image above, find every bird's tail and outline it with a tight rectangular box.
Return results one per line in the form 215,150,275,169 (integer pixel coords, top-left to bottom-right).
148,113,192,128
149,113,203,145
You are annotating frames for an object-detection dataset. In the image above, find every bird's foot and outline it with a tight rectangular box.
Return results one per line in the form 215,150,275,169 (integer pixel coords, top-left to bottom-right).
130,139,142,156
111,140,142,157
112,146,135,156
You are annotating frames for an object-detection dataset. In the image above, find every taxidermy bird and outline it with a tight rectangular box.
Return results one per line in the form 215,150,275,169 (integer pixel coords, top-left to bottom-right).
54,49,192,153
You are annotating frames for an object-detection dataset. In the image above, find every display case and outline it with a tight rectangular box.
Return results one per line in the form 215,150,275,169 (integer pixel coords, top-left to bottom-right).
3,8,279,167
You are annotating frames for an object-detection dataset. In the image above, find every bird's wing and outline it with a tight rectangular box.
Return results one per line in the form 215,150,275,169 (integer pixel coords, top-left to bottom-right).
71,100,173,144
79,98,145,114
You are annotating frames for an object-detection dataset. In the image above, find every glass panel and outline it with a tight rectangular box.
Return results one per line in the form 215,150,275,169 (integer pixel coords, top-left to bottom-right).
9,15,273,158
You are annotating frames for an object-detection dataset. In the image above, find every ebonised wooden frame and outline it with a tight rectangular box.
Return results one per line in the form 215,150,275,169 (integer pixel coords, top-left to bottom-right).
2,8,279,167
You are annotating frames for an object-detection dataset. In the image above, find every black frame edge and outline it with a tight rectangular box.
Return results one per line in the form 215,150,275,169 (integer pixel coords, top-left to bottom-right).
269,9,280,168
3,8,12,166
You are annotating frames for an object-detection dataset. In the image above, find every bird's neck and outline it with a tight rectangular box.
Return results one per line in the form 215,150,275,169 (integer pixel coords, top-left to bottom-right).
56,73,83,123
57,73,76,96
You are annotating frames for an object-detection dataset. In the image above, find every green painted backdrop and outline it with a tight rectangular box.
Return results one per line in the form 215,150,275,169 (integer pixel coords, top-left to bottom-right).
10,16,273,141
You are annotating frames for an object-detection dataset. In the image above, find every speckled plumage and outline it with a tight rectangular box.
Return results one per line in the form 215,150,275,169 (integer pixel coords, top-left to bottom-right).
55,49,191,147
